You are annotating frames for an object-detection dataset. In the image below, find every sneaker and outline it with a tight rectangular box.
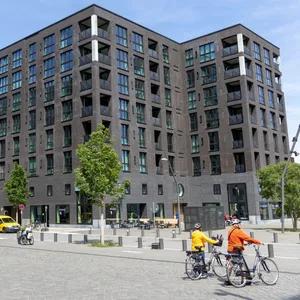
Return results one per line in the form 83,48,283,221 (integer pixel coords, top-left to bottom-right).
224,281,231,286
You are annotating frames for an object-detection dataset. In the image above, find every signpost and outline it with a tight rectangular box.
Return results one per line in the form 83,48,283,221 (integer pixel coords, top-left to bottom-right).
19,204,24,226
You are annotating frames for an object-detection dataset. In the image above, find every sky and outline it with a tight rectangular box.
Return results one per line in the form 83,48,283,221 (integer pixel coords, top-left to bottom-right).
1,0,299,161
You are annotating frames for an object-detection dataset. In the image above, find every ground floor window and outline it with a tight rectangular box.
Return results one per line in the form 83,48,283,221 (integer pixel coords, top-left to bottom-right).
227,183,249,220
154,203,165,218
203,203,220,207
105,203,121,224
56,205,70,224
259,202,269,220
76,192,93,224
30,205,49,226
127,203,147,220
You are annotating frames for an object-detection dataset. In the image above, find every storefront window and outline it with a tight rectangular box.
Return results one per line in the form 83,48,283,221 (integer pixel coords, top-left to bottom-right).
227,183,249,220
154,203,165,218
76,192,93,224
105,203,121,224
30,205,49,226
259,202,269,220
56,205,70,224
271,202,281,219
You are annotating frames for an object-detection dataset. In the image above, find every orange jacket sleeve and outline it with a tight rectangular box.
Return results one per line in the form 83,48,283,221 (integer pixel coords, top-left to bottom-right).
237,230,261,244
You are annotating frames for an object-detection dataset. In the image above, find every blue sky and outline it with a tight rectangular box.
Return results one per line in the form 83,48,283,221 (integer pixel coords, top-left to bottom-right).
1,0,300,161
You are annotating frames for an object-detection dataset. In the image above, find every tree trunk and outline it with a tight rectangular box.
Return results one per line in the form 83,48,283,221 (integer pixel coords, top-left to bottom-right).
292,211,298,231
99,200,105,245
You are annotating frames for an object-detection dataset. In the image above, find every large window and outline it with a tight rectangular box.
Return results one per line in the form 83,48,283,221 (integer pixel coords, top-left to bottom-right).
253,42,261,60
0,76,8,95
258,86,265,105
29,110,36,130
165,88,171,107
29,157,36,176
29,87,36,107
45,105,55,126
210,155,221,175
13,50,22,68
132,32,143,53
12,93,21,111
60,26,72,48
134,56,145,76
192,157,201,176
44,34,55,55
116,25,127,47
201,64,217,84
64,125,72,147
164,67,170,85
12,114,21,133
139,152,147,173
136,103,145,123
135,79,145,99
200,42,215,62
208,131,219,151
185,49,193,67
62,100,72,121
264,48,270,65
188,91,196,109
62,75,72,96
266,69,272,87
122,150,130,171
203,86,217,106
0,97,7,115
260,108,266,126
45,81,55,102
77,193,93,225
46,129,53,150
268,90,274,108
29,65,36,84
138,127,145,148
116,49,128,71
0,118,7,136
61,50,73,72
64,151,72,172
163,45,169,63
189,113,198,131
56,205,70,224
118,74,129,95
44,57,55,78
119,99,129,120
270,112,276,129
12,71,22,90
46,154,54,174
255,64,263,82
191,135,200,153
29,43,36,62
13,137,19,156
187,70,195,88
121,124,129,145
0,56,8,74
205,109,219,128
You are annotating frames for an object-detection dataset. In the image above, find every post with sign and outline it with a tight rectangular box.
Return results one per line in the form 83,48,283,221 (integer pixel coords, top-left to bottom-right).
19,204,25,226
177,183,184,234
152,202,159,227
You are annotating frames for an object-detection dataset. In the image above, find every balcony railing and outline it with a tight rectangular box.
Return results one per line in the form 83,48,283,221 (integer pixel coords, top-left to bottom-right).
248,91,255,101
204,96,218,106
100,105,111,116
97,28,110,40
235,164,246,173
152,94,161,104
81,106,93,117
80,79,92,91
253,139,259,148
150,71,160,81
222,45,238,57
149,48,159,59
227,91,241,102
155,143,162,150
152,117,161,127
274,62,280,72
276,83,282,91
79,53,92,66
232,140,244,149
246,68,253,78
99,53,111,65
229,114,243,125
250,115,257,124
156,166,163,175
206,120,219,128
244,46,251,56
224,67,240,79
78,28,91,42
100,79,111,91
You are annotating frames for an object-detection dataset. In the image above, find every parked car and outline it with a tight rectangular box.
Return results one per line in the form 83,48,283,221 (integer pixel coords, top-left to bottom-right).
0,215,20,233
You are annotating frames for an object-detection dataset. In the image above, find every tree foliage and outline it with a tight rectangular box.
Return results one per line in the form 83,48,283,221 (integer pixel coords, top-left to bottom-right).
256,162,300,230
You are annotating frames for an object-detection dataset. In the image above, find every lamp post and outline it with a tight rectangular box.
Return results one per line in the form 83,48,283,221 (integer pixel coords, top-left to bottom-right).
161,156,182,234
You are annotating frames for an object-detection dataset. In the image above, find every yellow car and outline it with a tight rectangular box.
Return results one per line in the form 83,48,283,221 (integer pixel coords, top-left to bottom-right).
0,215,20,233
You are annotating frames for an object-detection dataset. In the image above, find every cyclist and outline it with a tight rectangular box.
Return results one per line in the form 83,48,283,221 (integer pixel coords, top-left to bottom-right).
225,219,263,285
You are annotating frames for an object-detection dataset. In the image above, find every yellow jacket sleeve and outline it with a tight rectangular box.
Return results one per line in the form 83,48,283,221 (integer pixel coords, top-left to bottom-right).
201,233,218,245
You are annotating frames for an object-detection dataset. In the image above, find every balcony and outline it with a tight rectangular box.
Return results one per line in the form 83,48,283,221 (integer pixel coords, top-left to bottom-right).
227,91,241,102
152,94,161,104
222,45,238,57
250,115,257,124
79,28,91,42
152,117,161,127
224,67,240,79
97,28,110,40
246,68,253,78
81,106,93,117
253,139,259,148
99,79,111,91
80,79,92,91
150,71,160,81
156,166,163,175
155,143,162,150
274,63,280,72
235,164,246,173
149,48,159,59
99,53,111,65
276,83,282,91
232,140,244,149
229,114,243,125
244,46,251,56
100,105,111,116
79,54,92,66
248,91,255,101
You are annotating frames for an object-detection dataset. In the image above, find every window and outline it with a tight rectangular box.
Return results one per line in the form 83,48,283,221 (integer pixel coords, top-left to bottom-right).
213,184,221,195
191,135,200,153
201,64,217,84
165,88,171,107
0,97,7,115
0,118,7,136
12,93,21,111
189,112,198,131
44,34,55,55
118,74,129,95
119,99,129,120
29,43,36,62
208,131,219,151
65,184,71,195
121,124,129,145
135,79,145,99
0,56,8,74
192,157,201,176
122,150,130,171
164,67,170,85
45,81,55,102
0,162,5,180
61,26,72,48
200,42,215,62
188,91,196,109
13,50,22,68
273,134,278,152
187,70,195,88
136,103,145,123
139,153,147,173
210,155,221,175
163,45,169,63
168,156,175,175
64,151,72,172
61,75,72,96
264,48,270,65
29,110,36,130
158,184,163,195
29,187,34,197
56,205,70,224
64,125,72,147
185,49,194,67
134,56,144,76
258,86,265,105
29,133,36,153
0,76,8,95
12,71,22,89
46,129,53,150
44,57,55,78
253,42,261,60
12,115,21,133
166,111,172,129
268,90,274,108
45,105,55,126
46,154,54,175
125,184,131,194
61,101,72,122
255,64,263,82
270,112,276,129
132,32,143,53
29,65,36,84
167,133,173,152
47,185,53,196
116,25,127,47
116,49,128,71
138,127,145,148
29,157,36,176
0,140,5,158
266,69,272,87
205,109,219,128
29,87,36,107
260,108,266,126
61,51,73,72
204,86,217,106
13,137,20,155
142,183,148,195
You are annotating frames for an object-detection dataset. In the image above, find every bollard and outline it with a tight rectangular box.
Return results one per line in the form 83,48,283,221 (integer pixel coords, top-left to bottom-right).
127,229,130,236
172,230,176,238
156,229,160,238
54,233,58,242
268,244,274,258
118,236,123,247
190,230,193,239
208,243,212,253
68,234,72,244
138,237,142,248
250,232,254,238
208,230,212,238
159,238,164,250
84,234,88,244
182,240,187,251
273,232,278,243
141,228,145,237
40,232,44,242
89,227,92,234
113,228,117,236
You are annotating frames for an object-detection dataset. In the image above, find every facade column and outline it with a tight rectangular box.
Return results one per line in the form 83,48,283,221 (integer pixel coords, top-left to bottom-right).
237,33,244,52
91,14,98,62
239,56,246,76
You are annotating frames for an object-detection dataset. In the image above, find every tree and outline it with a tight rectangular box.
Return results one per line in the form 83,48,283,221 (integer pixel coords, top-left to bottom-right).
4,163,30,223
256,162,300,231
75,124,130,244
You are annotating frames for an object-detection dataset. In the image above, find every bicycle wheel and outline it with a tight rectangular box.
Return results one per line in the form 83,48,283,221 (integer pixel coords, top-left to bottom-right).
226,259,247,288
211,255,227,278
258,258,279,285
29,236,34,245
20,236,27,245
185,256,202,280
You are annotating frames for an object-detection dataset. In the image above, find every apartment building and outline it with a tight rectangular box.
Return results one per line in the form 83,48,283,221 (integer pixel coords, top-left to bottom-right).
0,4,288,226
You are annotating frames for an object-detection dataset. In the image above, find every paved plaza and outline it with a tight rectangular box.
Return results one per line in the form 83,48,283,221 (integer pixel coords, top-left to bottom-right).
0,224,300,300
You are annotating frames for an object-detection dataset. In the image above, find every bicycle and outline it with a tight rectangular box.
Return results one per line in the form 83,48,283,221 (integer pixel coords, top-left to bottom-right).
226,244,279,288
30,221,41,231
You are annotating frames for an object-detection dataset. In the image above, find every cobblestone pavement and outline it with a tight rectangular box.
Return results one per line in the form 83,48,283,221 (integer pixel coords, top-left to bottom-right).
0,238,299,300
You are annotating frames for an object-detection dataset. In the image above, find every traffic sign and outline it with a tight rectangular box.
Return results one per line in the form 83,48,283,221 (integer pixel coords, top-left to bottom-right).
19,204,25,211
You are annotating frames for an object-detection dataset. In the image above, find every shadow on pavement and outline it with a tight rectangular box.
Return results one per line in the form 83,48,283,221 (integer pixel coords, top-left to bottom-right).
214,289,255,300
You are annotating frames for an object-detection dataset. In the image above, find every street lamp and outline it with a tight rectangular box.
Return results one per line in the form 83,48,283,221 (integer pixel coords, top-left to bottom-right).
161,157,182,234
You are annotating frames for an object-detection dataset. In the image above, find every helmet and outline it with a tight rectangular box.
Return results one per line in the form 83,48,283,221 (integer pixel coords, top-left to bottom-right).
232,219,241,225
194,223,202,229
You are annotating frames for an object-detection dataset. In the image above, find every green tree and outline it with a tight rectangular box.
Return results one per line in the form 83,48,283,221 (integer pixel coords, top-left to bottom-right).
75,124,130,244
4,163,30,223
256,162,300,231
